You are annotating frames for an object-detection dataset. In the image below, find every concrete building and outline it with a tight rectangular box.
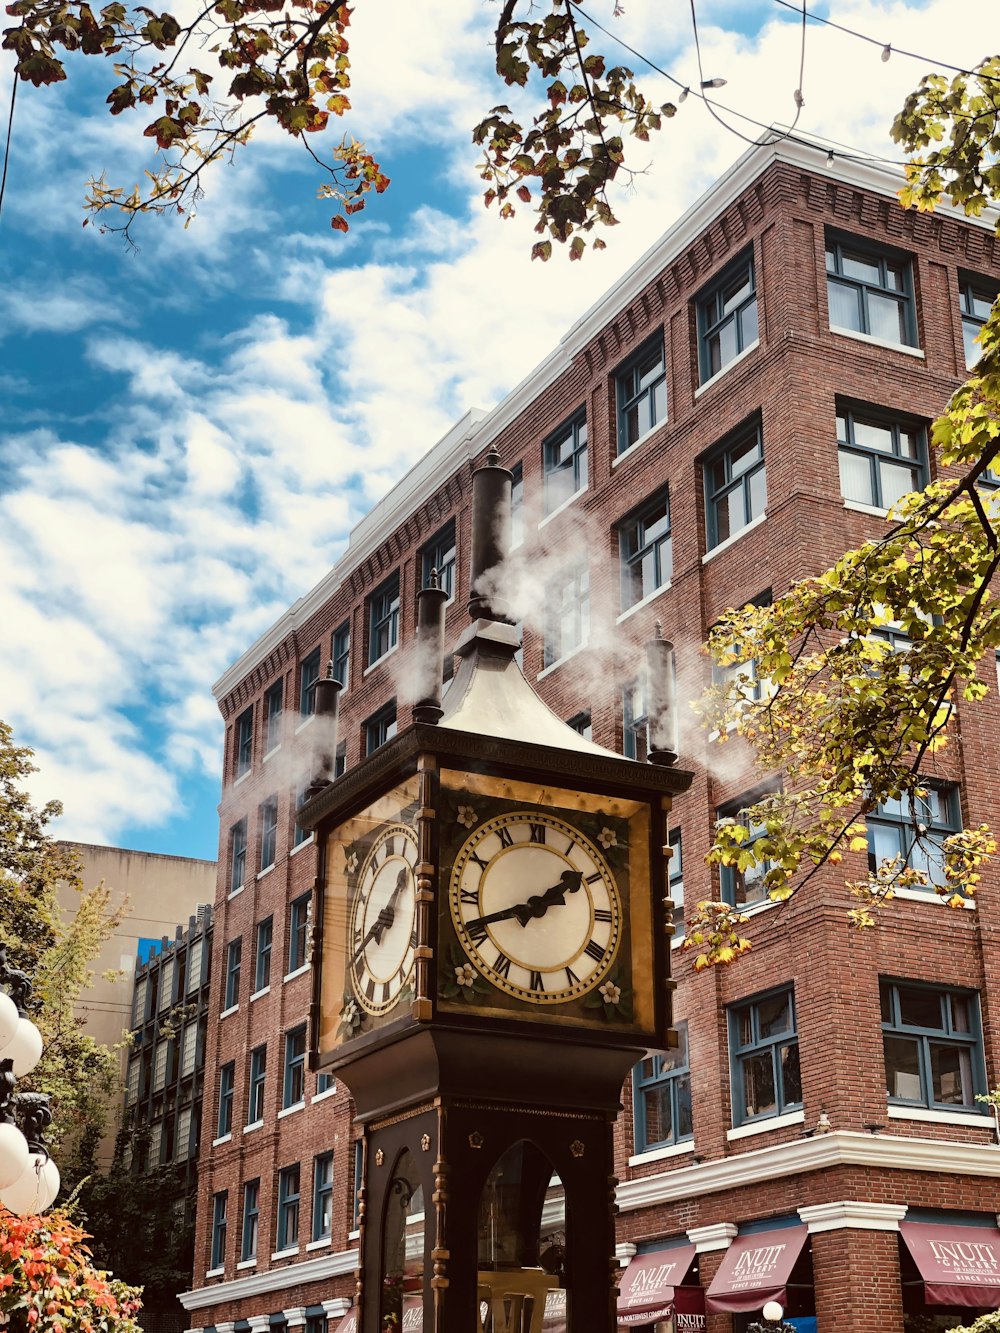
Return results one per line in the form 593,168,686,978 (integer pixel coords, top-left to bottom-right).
181,134,1000,1333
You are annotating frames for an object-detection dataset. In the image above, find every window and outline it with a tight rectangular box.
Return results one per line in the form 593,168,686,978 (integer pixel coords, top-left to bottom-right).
717,798,772,908
705,422,766,549
229,818,247,894
960,276,997,367
544,566,589,668
276,1165,301,1251
668,828,684,933
187,937,204,994
317,1071,336,1095
510,462,524,548
283,1024,307,1109
293,778,313,848
312,1151,334,1241
241,1179,260,1262
332,620,350,688
258,796,278,872
210,1191,228,1270
176,1105,192,1160
867,786,960,892
158,955,175,1011
619,488,671,611
335,741,347,778
421,519,457,602
180,1022,197,1078
712,590,773,708
132,976,147,1026
288,892,311,972
126,1056,140,1104
697,251,758,383
543,411,588,514
365,700,398,755
235,707,253,779
254,917,273,992
353,1141,363,1227
299,647,321,717
368,573,401,665
622,680,648,761
826,234,916,347
567,711,592,740
264,680,283,753
633,1022,692,1151
837,404,927,511
729,987,801,1125
616,333,667,453
880,979,984,1110
224,939,242,1010
247,1045,267,1125
217,1062,235,1138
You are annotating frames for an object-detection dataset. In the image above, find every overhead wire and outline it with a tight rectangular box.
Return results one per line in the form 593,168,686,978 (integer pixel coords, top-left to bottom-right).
0,69,16,225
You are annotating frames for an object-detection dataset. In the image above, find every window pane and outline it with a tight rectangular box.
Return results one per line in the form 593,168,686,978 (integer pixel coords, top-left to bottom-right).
867,292,908,344
741,1051,776,1118
721,272,753,314
829,279,862,331
729,433,761,479
930,1043,973,1105
780,1043,802,1105
897,986,942,1030
884,1034,922,1099
757,992,791,1038
717,319,738,371
675,1074,693,1138
879,459,920,509
839,450,873,505
740,299,758,348
748,466,767,521
853,419,894,454
841,251,881,284
951,994,971,1033
643,1084,673,1143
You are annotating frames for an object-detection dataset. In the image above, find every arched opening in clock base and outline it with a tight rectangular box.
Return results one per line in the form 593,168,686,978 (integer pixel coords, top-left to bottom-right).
477,1140,564,1333
379,1148,424,1330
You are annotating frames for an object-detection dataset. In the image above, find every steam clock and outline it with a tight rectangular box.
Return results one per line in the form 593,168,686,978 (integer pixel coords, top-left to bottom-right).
297,452,692,1333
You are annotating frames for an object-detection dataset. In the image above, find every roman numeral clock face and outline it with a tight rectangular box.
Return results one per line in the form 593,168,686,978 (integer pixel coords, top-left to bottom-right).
449,811,622,1005
349,823,418,1016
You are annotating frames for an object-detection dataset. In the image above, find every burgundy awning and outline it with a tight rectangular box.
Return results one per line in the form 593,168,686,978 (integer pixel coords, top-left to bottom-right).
334,1299,422,1332
901,1221,1000,1308
705,1225,808,1313
617,1244,697,1325
333,1313,358,1333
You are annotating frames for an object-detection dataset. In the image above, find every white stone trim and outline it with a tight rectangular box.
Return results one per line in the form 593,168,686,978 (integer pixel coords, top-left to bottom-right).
227,884,245,901
215,1322,236,1333
694,339,760,398
687,1222,738,1253
887,1104,989,1127
235,1259,257,1271
284,965,310,984
306,1237,333,1252
322,1299,351,1318
204,1268,225,1280
295,714,315,734
234,770,251,788
311,1087,337,1104
842,499,889,519
212,1134,232,1148
256,865,275,881
628,1140,696,1167
263,744,281,764
537,640,589,682
248,1316,271,1332
363,642,399,678
537,486,587,531
182,1246,360,1309
890,887,976,909
243,1120,263,1135
616,582,671,625
727,1109,804,1140
612,426,660,468
250,986,270,1003
277,1101,304,1120
220,1005,239,1021
290,834,314,856
615,1129,1000,1214
830,326,925,358
701,512,767,565
283,1308,308,1328
798,1201,908,1233
270,1248,300,1262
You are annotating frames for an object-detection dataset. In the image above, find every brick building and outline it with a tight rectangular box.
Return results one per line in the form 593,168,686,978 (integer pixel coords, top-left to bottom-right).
179,135,1000,1333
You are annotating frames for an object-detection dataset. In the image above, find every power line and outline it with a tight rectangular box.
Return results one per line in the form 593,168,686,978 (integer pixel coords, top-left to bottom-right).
0,69,16,225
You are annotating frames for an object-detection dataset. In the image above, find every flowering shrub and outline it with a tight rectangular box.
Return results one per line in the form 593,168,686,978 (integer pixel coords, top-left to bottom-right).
0,1207,142,1332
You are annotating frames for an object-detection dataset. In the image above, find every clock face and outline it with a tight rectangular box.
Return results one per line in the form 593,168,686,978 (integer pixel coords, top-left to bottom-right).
349,822,418,1016
449,810,622,1004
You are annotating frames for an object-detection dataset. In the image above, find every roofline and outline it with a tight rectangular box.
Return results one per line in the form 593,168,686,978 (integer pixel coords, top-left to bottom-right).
213,131,997,702
59,840,217,867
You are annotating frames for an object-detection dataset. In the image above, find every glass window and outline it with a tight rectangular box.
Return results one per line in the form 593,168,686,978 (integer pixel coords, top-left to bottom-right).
510,462,525,548
705,423,766,549
712,590,772,707
566,711,592,740
293,777,313,847
717,799,772,908
186,937,204,994
241,1179,260,1262
826,235,917,347
229,818,247,894
421,520,457,602
210,1191,228,1269
248,1044,267,1125
619,487,671,610
283,1024,307,1108
264,679,283,753
235,707,253,779
332,620,350,689
960,276,997,368
276,1164,301,1251
837,404,927,510
289,892,311,972
176,1105,192,1160
544,566,589,668
616,333,667,453
353,1140,363,1228
317,1071,336,1095
224,938,242,1010
867,785,960,891
880,979,984,1110
668,827,684,934
335,740,347,778
365,700,398,756
622,679,648,761
729,987,801,1125
217,1061,235,1138
259,796,278,872
180,1021,197,1078
368,573,401,665
697,251,759,383
158,955,175,1011
543,412,588,514
126,1056,140,1104
255,916,273,992
132,975,147,1026
633,1022,692,1151
312,1151,334,1241
299,647,321,716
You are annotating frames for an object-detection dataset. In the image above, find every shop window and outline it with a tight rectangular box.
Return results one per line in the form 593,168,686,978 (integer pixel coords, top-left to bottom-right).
543,411,588,514
729,987,802,1125
616,333,667,453
705,422,766,549
633,1023,692,1151
837,403,927,511
880,979,985,1110
697,250,758,383
826,233,917,347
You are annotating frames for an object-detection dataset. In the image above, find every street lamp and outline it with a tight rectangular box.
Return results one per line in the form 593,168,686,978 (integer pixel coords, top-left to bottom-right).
747,1301,796,1333
0,946,59,1215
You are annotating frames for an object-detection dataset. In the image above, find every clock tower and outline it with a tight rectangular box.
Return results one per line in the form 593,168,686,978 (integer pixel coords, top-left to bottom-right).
297,450,692,1333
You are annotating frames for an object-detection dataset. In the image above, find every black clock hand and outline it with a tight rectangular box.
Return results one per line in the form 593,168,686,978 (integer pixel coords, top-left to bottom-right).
465,870,583,934
352,867,409,964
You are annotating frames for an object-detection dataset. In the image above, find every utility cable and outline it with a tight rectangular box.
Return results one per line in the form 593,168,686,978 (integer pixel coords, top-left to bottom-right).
0,68,17,225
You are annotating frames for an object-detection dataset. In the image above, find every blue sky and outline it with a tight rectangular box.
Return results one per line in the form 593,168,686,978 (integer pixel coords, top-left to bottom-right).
0,0,985,864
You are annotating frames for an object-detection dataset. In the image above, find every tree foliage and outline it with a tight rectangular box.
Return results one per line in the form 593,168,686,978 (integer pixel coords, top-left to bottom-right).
1,0,671,246
687,55,1000,969
0,721,124,1179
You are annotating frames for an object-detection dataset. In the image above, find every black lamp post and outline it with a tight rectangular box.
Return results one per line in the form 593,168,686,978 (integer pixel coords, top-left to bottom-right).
747,1300,796,1333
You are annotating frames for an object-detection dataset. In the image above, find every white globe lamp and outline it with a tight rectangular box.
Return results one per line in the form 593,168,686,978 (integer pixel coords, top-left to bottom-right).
0,991,19,1054
762,1301,784,1323
5,1018,43,1078
0,1121,29,1190
0,1152,60,1216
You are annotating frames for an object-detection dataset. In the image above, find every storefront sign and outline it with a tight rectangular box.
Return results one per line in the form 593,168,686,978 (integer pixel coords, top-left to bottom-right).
901,1222,1000,1308
706,1225,808,1313
617,1245,697,1325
